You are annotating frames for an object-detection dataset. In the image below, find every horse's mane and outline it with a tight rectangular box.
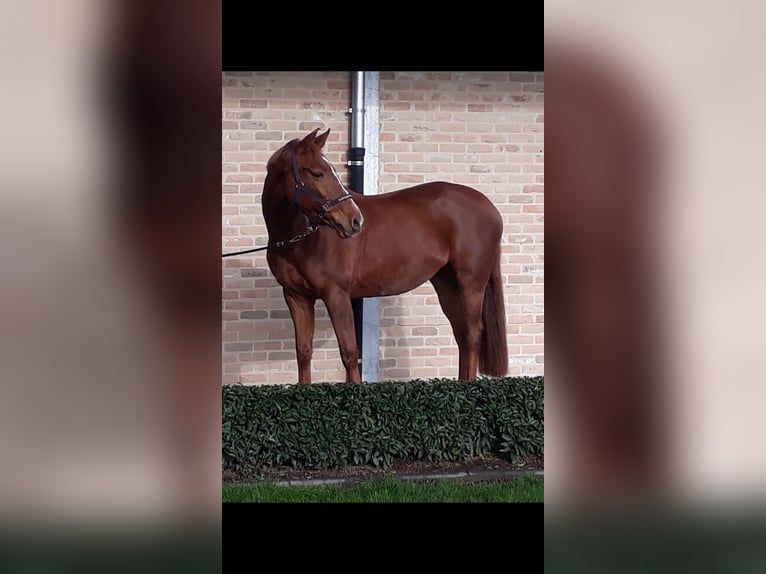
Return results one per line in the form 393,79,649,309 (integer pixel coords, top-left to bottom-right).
266,139,298,173
263,139,302,215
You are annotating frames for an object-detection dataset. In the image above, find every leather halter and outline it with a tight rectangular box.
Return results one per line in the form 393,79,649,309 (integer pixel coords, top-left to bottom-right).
220,148,355,258
291,149,353,223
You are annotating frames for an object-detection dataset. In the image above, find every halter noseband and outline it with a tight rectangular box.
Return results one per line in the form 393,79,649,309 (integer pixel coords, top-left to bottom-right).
291,149,353,223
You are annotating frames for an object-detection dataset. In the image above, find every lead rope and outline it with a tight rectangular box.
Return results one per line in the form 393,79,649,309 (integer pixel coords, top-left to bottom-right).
223,149,350,258
221,224,321,258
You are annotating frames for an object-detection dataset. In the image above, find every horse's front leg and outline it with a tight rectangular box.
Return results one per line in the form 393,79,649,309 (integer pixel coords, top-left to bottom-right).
322,289,361,383
283,289,316,384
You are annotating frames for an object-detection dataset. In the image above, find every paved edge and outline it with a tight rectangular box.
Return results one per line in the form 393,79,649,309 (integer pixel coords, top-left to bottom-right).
225,468,544,488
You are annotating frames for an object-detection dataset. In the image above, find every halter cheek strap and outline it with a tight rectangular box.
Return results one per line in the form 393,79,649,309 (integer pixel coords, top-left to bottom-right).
291,149,353,219
291,150,326,207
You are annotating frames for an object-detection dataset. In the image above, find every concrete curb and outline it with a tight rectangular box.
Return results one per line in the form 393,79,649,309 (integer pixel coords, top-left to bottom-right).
255,468,544,487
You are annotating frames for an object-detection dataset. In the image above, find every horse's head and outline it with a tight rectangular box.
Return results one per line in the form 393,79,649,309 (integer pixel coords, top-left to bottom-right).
269,129,364,239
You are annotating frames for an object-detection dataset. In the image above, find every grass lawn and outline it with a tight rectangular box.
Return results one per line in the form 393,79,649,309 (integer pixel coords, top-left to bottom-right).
223,477,543,503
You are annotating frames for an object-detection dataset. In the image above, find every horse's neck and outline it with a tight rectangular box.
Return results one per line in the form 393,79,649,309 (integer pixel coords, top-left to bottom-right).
262,173,305,239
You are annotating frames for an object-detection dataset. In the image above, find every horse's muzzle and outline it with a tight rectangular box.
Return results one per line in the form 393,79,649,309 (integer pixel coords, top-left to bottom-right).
329,200,364,239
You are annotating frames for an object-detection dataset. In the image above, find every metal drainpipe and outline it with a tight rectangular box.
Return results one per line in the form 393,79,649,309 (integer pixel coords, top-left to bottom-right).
361,73,380,382
346,72,379,382
348,72,366,380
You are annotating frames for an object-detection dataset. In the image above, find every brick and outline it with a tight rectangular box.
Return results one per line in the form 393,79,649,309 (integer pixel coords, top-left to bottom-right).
506,195,534,203
523,83,544,93
381,348,411,359
238,142,270,151
507,73,535,82
225,110,252,119
241,99,268,108
397,174,424,184
254,131,282,140
239,352,270,362
268,351,294,361
223,239,254,248
251,340,281,351
425,337,454,346
381,369,411,380
412,347,438,357
385,81,413,90
240,121,268,130
424,357,453,367
397,337,424,347
240,310,267,319
467,104,493,112
226,130,255,141
225,174,254,183
412,327,437,336
383,306,409,317
225,343,252,352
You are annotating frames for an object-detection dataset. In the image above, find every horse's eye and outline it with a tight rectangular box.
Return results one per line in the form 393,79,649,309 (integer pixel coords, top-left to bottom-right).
310,170,324,179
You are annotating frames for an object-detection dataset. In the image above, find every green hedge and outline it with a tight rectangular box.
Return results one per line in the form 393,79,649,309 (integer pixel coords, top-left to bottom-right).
222,377,543,472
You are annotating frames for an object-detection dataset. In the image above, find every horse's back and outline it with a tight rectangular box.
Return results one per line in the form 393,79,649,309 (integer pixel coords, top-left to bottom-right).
375,180,496,205
361,181,502,237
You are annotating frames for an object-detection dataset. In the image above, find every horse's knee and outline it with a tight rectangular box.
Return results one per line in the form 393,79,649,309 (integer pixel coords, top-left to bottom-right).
296,345,313,365
339,347,358,368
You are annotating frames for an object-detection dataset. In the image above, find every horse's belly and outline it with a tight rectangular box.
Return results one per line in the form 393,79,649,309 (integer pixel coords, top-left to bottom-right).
350,255,446,298
351,282,425,299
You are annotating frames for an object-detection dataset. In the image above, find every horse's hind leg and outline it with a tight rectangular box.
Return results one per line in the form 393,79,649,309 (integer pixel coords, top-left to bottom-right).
284,289,316,384
430,266,485,380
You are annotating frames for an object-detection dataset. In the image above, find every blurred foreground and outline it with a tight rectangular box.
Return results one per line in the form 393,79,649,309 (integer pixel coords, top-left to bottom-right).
546,0,766,509
0,0,221,558
546,0,766,569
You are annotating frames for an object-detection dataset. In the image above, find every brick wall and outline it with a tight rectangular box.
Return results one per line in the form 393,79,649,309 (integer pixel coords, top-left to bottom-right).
222,71,544,384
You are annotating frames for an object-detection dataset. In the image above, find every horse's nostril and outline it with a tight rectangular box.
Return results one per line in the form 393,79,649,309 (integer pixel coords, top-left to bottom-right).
352,217,362,231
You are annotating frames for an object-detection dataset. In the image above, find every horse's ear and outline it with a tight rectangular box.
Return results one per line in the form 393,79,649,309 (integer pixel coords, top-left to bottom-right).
298,128,320,150
314,128,331,149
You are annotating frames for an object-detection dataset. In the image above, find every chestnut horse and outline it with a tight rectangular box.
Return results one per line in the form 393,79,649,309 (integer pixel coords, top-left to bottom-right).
262,129,507,384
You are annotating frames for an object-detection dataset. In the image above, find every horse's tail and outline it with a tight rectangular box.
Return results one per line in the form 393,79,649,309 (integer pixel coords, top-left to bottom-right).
479,256,508,377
